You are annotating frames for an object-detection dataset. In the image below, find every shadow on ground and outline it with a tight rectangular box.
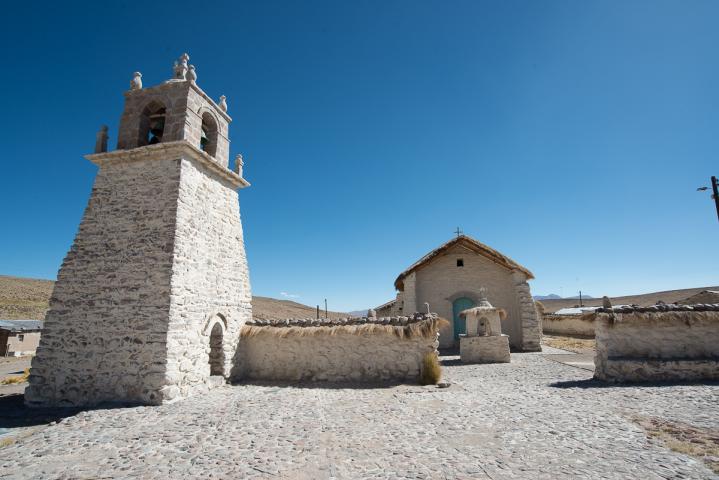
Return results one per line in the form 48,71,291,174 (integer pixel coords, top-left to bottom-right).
550,379,719,389
230,379,432,390
0,394,147,429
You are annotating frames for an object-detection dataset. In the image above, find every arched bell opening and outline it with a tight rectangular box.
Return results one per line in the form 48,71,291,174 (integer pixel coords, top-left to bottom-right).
139,101,166,146
200,112,218,157
208,322,224,376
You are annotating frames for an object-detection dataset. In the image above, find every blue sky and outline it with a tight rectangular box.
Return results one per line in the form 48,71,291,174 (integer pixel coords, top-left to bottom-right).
1,1,717,311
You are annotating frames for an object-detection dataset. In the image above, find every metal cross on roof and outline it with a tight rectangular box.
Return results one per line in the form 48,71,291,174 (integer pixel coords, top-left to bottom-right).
454,227,463,237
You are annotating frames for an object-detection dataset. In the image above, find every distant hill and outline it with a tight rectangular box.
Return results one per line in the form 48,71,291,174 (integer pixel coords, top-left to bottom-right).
0,275,347,321
533,294,562,300
539,286,719,313
534,294,594,300
0,275,54,320
252,296,346,320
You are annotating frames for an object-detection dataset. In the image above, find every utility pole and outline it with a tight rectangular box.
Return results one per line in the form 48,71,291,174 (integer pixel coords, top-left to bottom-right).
579,290,583,307
712,176,719,223
697,176,719,223
316,305,319,319
324,299,328,319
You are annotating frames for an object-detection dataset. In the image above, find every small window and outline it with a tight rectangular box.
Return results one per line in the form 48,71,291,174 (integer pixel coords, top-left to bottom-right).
457,259,464,267
17,334,24,341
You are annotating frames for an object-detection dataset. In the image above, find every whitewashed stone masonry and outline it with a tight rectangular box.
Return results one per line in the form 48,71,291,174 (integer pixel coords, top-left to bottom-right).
592,305,719,382
26,55,251,407
236,314,443,383
513,272,542,351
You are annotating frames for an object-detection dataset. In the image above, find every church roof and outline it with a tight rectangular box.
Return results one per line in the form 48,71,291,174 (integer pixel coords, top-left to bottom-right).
394,235,534,291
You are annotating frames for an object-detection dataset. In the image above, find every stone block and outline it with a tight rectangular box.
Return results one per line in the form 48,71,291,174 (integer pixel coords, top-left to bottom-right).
459,335,510,364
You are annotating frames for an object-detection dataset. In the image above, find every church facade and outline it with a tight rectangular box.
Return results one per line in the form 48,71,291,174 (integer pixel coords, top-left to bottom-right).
376,235,542,351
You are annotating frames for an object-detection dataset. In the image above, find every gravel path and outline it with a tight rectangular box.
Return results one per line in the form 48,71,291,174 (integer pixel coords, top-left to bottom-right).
1,352,717,479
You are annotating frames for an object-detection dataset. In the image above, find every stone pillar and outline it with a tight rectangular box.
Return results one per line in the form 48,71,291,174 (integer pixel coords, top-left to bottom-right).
402,272,418,314
513,272,542,351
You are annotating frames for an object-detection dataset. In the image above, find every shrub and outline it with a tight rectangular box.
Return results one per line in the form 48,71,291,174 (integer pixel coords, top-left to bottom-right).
1,368,29,385
420,352,442,385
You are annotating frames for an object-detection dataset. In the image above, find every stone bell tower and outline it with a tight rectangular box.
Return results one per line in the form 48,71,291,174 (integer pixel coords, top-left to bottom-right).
26,54,252,407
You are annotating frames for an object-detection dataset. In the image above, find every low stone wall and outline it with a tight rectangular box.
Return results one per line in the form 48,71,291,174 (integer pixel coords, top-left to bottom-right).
542,314,595,336
234,314,446,383
592,305,719,382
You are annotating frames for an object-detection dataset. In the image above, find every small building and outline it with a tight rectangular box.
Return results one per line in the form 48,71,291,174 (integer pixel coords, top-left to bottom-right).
376,235,541,351
0,320,43,357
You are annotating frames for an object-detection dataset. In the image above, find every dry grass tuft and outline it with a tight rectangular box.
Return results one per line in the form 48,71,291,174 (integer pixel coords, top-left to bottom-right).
420,352,442,385
1,368,29,385
542,335,596,353
241,317,450,341
0,437,15,448
594,310,719,326
634,417,719,473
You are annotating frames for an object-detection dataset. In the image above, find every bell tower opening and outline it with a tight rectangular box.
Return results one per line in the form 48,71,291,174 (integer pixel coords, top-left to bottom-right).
139,101,166,146
200,112,218,157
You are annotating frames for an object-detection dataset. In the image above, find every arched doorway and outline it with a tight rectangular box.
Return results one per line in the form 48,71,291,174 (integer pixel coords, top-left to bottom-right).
209,323,224,376
452,297,475,340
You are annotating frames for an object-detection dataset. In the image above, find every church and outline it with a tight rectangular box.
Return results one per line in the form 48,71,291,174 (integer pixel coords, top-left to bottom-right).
376,235,541,351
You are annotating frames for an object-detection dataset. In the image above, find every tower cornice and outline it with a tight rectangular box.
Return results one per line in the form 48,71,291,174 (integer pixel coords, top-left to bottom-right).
85,140,249,189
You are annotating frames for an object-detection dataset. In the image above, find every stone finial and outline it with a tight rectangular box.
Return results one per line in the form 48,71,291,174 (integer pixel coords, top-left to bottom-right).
95,125,109,153
233,154,244,176
218,95,227,112
173,53,190,80
130,72,142,90
478,287,488,302
602,296,612,309
187,65,197,82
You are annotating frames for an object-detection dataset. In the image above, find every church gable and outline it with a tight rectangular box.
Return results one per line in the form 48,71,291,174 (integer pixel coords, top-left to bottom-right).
394,235,533,291
418,244,513,280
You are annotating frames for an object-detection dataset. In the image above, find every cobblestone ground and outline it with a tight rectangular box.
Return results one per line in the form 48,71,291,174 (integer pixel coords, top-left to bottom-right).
1,352,717,479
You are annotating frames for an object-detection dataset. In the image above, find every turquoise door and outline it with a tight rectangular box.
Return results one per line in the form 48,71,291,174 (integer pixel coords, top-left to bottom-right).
452,297,475,340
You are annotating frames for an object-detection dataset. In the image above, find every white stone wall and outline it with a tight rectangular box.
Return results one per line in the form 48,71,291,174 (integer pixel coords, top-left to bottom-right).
513,272,542,351
402,273,417,314
543,314,596,336
26,144,251,407
236,320,440,383
459,335,511,363
26,158,182,407
594,310,719,382
163,157,252,402
408,245,540,350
